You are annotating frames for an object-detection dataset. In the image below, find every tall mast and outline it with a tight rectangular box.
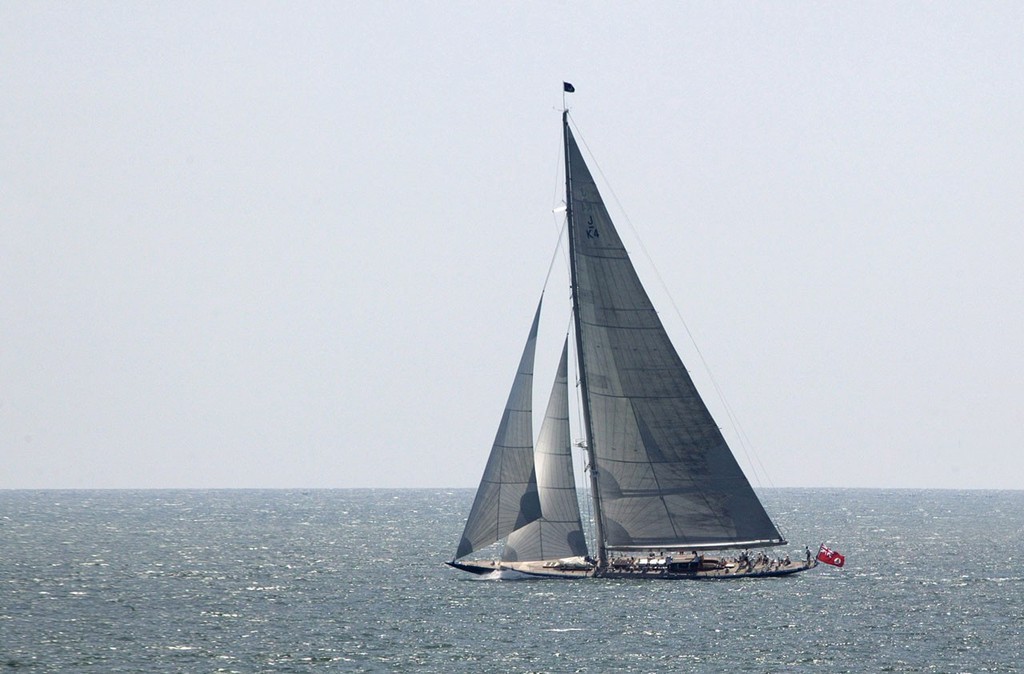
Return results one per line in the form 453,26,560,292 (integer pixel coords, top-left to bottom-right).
563,108,607,569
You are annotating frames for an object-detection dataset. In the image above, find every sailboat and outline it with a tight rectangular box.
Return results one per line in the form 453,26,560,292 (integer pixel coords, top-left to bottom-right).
448,91,817,579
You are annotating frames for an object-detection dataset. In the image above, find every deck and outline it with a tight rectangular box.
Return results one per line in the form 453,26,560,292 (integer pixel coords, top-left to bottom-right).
448,555,818,580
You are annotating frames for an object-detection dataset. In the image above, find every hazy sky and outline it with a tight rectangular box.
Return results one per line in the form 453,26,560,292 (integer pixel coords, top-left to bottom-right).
2,3,1021,489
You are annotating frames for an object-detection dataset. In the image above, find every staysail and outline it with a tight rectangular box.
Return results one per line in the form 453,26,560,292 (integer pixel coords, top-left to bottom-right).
503,339,589,562
454,300,543,560
564,121,785,552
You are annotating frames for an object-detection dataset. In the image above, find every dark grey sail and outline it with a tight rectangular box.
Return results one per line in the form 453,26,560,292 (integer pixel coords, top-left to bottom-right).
454,301,543,560
502,339,589,562
565,123,785,552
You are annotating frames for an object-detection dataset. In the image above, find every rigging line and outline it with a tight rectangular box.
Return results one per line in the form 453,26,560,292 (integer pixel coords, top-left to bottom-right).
549,135,572,303
539,131,571,297
720,390,777,490
551,125,568,216
566,115,778,493
541,218,568,295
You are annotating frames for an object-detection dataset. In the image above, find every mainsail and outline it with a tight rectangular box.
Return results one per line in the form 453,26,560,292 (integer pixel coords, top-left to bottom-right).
564,118,785,553
502,339,589,562
454,301,543,559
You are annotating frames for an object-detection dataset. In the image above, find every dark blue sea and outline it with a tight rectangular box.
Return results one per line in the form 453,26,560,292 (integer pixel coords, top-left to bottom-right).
2,489,1022,672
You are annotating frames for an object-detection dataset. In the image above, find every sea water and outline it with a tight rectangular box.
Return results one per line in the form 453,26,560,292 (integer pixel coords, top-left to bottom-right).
1,489,1022,672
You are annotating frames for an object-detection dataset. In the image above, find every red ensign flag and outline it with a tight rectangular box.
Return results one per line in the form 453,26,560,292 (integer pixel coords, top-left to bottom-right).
817,544,845,567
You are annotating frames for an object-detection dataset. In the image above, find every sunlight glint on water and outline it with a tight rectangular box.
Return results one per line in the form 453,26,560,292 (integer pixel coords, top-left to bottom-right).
1,489,1022,672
